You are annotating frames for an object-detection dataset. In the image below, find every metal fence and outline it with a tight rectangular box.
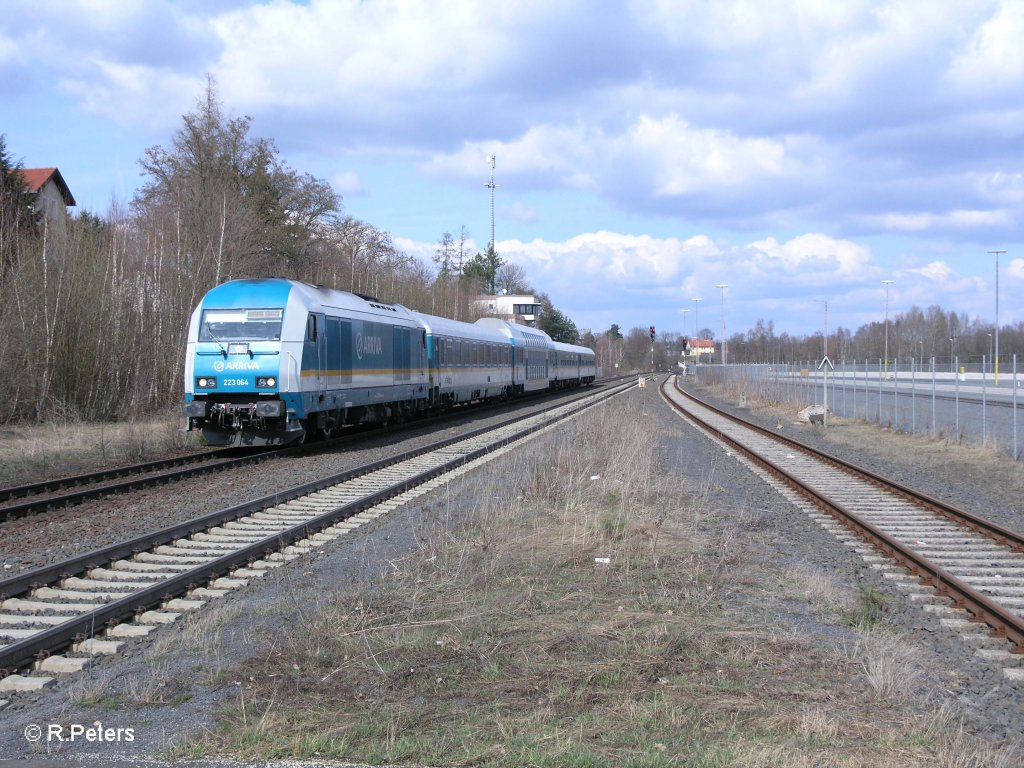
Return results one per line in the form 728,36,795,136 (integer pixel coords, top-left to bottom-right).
694,355,1022,460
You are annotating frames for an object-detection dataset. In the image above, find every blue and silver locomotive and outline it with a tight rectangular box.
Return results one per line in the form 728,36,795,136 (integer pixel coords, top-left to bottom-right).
183,279,596,446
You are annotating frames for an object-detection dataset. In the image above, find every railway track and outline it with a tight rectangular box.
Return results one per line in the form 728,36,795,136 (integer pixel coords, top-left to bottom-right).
661,376,1024,677
0,380,632,697
0,448,290,522
0,382,631,523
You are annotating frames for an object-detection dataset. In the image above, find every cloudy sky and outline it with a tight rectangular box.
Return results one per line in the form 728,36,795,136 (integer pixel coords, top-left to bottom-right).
4,0,1024,341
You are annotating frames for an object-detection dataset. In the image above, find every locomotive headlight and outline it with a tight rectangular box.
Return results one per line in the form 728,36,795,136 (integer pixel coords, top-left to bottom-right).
196,377,217,389
256,376,278,388
267,377,276,387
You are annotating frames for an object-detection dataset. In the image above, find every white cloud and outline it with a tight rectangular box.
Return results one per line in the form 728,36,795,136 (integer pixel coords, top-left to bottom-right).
869,209,1013,232
420,124,598,188
500,231,719,288
423,115,821,210
60,61,203,130
210,0,524,112
633,0,866,50
1008,258,1024,280
620,116,795,196
975,171,1024,205
490,230,878,324
742,234,872,283
0,33,18,63
948,1,1024,95
332,171,365,197
501,201,538,224
909,261,952,281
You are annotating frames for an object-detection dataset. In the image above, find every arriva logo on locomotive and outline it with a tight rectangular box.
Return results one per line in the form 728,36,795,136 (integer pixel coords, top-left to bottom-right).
356,333,383,360
213,361,260,372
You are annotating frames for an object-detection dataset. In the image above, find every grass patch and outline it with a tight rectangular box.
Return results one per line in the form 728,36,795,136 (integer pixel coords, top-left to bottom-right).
0,407,201,486
173,397,1016,766
841,585,888,628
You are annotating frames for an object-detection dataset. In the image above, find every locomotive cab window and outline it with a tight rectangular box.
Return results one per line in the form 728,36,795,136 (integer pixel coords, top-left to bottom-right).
200,309,283,341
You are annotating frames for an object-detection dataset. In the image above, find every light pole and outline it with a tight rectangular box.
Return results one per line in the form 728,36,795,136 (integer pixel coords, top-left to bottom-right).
716,283,728,364
988,333,993,372
882,280,894,379
678,308,689,330
989,249,1005,383
918,340,923,371
692,297,702,359
949,337,954,374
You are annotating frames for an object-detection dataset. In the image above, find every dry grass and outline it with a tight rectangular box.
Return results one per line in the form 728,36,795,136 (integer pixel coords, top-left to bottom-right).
165,398,1017,767
0,408,201,486
708,375,1023,475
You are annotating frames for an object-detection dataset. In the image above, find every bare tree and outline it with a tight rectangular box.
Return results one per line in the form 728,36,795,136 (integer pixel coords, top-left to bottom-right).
495,262,531,295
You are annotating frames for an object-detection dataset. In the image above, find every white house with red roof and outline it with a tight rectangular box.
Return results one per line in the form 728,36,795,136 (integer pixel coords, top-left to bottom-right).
16,167,76,225
689,338,715,361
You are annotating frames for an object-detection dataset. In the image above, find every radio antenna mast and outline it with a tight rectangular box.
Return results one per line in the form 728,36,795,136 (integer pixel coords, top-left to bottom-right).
485,154,498,250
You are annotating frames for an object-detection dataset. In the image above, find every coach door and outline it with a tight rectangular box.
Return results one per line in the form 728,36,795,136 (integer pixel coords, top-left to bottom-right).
304,313,327,402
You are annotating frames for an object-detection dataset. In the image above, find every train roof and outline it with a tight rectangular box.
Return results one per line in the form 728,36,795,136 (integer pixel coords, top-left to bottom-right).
551,340,596,356
475,318,554,348
199,279,420,324
411,310,509,344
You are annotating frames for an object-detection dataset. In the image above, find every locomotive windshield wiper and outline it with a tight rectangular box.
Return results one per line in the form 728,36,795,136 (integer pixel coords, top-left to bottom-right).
205,323,229,358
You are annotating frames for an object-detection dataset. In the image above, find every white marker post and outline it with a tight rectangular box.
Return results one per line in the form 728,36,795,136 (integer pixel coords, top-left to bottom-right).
818,355,834,427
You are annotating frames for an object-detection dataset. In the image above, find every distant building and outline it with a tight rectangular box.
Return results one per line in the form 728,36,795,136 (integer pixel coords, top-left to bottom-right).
15,167,76,226
472,293,540,326
688,338,715,360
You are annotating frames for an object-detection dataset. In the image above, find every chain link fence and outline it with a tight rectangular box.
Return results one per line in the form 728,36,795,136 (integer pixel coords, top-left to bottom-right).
693,355,1023,460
